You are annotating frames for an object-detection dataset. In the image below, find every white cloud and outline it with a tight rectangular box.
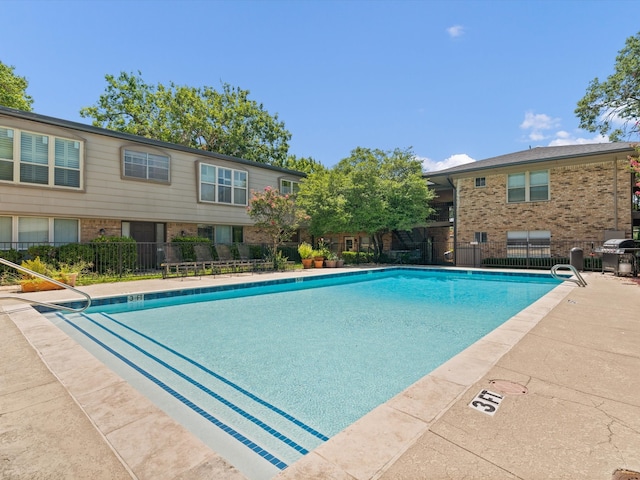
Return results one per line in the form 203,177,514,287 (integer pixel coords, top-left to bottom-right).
419,153,475,172
520,111,611,147
520,111,561,141
446,25,464,38
548,133,609,146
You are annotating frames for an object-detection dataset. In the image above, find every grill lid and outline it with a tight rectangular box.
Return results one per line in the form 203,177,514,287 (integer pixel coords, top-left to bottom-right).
603,239,636,248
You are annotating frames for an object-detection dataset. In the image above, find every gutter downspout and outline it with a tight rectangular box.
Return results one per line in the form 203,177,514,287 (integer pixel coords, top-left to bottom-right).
613,159,618,231
447,176,456,265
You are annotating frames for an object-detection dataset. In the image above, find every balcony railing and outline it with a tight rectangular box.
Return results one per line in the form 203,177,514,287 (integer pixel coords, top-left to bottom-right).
428,202,454,223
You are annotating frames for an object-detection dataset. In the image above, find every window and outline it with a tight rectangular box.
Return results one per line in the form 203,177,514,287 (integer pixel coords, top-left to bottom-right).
0,128,14,181
53,218,79,244
197,225,215,242
475,177,486,188
507,230,550,258
198,225,243,244
123,149,170,182
20,132,49,185
507,170,549,203
55,138,81,187
0,216,12,248
474,232,488,243
281,179,300,195
0,126,83,188
233,170,247,205
3,217,79,248
18,217,49,244
198,163,248,205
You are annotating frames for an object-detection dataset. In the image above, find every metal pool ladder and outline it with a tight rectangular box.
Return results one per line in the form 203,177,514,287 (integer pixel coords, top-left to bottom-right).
0,257,92,313
550,264,587,287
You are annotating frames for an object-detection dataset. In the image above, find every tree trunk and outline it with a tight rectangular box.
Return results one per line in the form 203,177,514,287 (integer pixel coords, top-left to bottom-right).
372,232,385,259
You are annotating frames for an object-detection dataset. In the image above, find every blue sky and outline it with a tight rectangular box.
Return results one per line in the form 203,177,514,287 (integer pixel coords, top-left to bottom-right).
2,0,638,171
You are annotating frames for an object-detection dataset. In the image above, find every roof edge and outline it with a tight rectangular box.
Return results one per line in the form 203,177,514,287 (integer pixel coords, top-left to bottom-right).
0,106,305,177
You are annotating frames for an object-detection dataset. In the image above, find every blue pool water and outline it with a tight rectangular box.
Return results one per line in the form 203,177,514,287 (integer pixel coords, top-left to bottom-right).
51,268,561,478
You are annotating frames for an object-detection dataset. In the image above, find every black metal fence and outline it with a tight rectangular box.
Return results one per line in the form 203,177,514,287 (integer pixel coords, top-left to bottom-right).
0,239,608,280
444,240,603,271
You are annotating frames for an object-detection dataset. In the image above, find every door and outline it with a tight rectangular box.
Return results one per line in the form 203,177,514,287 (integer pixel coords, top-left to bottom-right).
345,236,356,252
128,221,161,270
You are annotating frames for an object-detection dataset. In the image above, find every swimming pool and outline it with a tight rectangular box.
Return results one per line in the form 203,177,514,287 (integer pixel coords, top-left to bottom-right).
49,267,562,479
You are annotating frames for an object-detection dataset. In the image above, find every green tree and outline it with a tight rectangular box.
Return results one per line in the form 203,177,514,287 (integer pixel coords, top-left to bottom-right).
80,71,291,164
297,147,435,257
272,154,327,175
0,61,33,111
246,186,309,260
575,32,640,141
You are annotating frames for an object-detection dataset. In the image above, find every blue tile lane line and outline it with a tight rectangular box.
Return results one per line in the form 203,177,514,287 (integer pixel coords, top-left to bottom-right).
56,313,289,470
96,311,330,442
66,312,316,456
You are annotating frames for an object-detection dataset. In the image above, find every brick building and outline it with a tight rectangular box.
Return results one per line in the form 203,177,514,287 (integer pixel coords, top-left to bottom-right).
424,143,639,266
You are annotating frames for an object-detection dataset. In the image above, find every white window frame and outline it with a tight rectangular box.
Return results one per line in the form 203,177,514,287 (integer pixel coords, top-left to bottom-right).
198,162,248,206
280,179,300,195
507,230,550,258
474,232,488,243
197,224,244,244
2,216,80,248
122,148,170,183
0,126,84,189
475,177,486,188
507,170,549,203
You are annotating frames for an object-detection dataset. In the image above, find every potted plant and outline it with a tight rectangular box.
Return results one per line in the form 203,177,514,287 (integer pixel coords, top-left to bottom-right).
313,238,331,266
298,242,314,269
325,252,338,268
311,249,325,268
19,257,85,292
336,255,345,268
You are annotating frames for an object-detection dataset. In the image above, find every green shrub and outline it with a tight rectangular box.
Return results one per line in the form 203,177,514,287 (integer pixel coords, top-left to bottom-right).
171,236,210,261
479,256,600,270
26,245,58,264
20,256,53,276
91,236,137,275
341,251,374,264
0,249,23,272
58,243,96,268
249,245,265,259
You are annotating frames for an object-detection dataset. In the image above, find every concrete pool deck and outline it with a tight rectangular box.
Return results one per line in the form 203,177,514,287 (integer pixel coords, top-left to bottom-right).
1,267,639,479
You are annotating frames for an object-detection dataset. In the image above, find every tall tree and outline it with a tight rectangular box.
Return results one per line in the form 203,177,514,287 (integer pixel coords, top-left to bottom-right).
0,61,33,111
297,147,435,257
575,32,640,141
246,186,309,265
272,154,326,175
80,71,291,164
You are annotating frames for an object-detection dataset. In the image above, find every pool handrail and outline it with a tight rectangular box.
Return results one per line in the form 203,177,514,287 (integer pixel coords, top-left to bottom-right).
0,257,92,313
550,264,587,287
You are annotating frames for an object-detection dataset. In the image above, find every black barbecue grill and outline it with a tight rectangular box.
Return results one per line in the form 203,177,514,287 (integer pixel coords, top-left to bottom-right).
595,238,639,276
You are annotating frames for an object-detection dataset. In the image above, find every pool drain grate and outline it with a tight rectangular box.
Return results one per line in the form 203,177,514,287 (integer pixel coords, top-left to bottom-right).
489,379,528,395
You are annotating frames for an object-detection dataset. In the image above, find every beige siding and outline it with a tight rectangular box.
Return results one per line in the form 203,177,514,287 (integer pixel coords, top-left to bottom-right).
0,115,303,228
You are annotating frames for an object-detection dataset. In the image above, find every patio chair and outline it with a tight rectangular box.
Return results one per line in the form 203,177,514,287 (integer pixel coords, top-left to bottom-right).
213,244,247,275
193,244,222,276
160,244,199,279
237,244,271,273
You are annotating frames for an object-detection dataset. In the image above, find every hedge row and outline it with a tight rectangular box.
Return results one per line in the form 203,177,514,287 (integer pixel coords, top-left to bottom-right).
0,237,138,275
481,256,602,270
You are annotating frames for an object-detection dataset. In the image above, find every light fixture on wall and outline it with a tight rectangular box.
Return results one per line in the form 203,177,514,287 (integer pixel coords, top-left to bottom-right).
99,228,106,235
